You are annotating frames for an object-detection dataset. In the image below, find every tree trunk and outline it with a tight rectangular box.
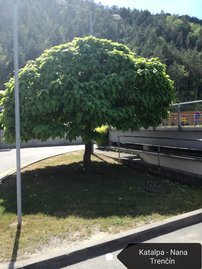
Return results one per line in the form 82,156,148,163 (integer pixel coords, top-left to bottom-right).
83,141,92,170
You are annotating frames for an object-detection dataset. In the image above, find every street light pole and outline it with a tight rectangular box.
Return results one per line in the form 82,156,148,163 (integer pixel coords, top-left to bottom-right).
89,9,96,35
89,10,121,36
13,0,22,227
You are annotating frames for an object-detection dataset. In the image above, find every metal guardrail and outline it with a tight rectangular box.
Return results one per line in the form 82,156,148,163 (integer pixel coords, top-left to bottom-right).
162,100,202,130
117,135,202,166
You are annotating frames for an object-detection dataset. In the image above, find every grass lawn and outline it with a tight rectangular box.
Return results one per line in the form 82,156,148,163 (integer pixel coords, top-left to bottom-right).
0,150,202,262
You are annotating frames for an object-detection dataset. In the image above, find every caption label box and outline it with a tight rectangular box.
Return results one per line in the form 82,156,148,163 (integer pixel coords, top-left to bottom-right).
117,243,201,269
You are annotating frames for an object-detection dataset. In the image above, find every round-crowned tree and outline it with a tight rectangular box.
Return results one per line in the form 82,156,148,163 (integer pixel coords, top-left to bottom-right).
0,36,173,168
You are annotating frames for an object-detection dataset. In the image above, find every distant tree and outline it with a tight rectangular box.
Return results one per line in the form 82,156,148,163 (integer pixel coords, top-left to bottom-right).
181,49,202,99
0,45,8,89
167,61,189,101
196,29,202,51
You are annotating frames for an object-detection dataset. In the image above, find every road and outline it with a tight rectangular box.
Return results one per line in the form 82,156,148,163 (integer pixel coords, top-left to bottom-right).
65,223,202,269
0,145,84,181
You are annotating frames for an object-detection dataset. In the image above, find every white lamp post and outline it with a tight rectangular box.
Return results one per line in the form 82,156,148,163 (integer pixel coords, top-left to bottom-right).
89,10,96,36
112,14,121,21
90,12,121,36
13,0,22,227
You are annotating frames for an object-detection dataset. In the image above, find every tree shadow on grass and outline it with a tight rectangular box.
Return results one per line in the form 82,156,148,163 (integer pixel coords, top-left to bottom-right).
92,154,109,162
0,161,202,219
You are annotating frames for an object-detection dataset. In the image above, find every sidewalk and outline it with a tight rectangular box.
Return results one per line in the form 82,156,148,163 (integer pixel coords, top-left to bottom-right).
94,148,140,160
63,222,202,269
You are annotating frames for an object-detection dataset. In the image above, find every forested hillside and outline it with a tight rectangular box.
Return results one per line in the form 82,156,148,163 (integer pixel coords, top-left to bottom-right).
0,0,202,101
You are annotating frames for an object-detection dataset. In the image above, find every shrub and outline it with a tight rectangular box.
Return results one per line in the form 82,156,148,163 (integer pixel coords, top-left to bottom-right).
95,125,109,147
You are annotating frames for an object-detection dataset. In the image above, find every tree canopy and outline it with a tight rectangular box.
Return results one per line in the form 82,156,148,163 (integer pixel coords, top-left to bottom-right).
0,37,173,166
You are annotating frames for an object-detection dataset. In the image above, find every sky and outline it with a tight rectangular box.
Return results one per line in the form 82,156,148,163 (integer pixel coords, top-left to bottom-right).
94,0,202,19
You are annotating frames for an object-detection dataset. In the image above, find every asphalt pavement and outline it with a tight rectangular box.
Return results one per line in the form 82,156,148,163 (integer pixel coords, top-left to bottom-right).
0,145,84,181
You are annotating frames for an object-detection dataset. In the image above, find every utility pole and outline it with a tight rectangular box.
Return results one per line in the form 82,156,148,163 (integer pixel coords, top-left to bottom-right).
89,9,96,36
13,0,22,227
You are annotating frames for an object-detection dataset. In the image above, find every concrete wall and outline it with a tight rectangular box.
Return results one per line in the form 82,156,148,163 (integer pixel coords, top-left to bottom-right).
109,128,202,150
0,129,82,149
136,151,202,176
110,128,202,176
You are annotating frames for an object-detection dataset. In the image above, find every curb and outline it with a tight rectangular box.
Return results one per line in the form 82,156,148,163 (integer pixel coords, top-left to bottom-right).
0,168,16,182
0,148,85,183
2,208,202,269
